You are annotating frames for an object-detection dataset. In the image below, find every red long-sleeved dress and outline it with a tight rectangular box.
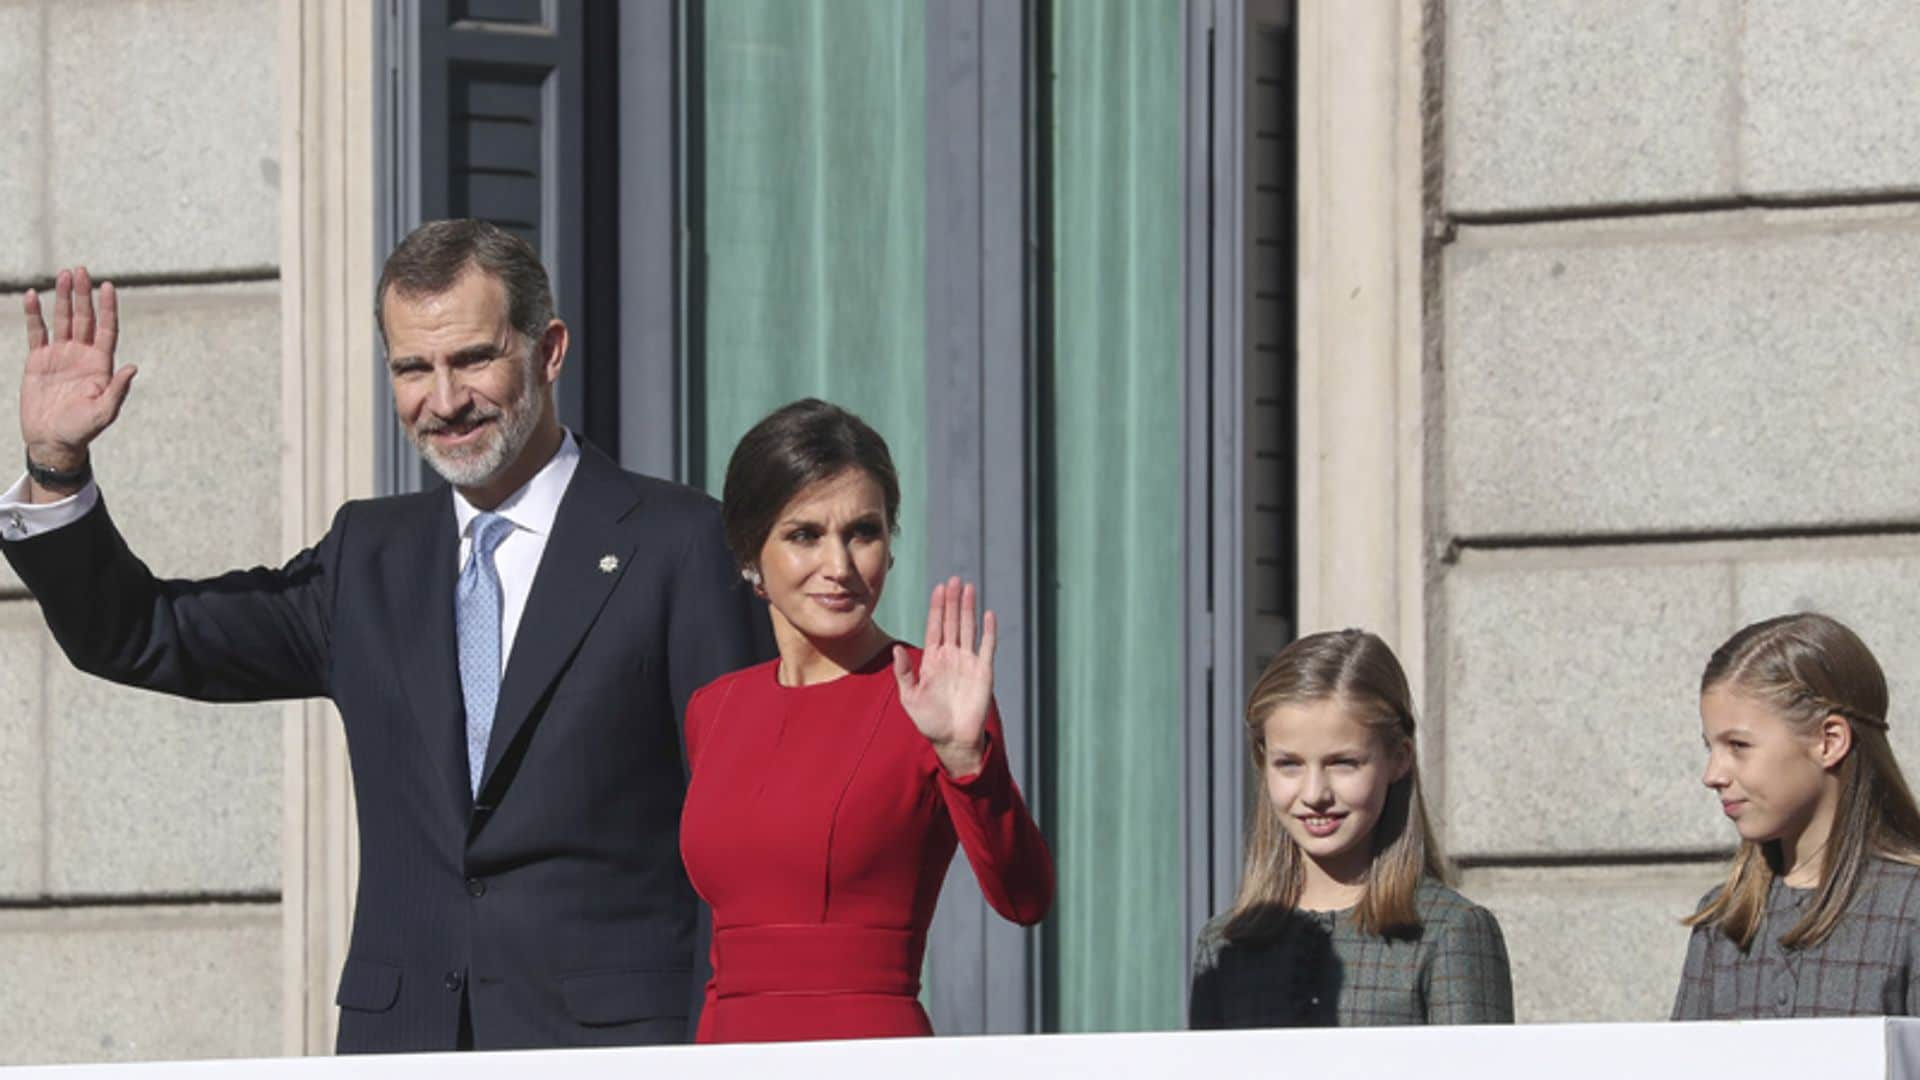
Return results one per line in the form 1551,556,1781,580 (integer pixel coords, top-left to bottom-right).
680,646,1054,1043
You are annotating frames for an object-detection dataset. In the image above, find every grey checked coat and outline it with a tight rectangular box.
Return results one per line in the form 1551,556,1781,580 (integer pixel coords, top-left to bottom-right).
1190,879,1514,1028
1673,857,1920,1019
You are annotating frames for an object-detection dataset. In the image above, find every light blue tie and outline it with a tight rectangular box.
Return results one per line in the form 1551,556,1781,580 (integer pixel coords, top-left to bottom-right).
457,512,514,797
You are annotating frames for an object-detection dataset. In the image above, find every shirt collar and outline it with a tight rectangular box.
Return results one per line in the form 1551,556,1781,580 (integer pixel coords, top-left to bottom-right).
451,430,582,542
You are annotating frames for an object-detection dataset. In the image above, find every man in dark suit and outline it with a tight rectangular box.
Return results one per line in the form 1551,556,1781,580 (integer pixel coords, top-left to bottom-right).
1,221,767,1053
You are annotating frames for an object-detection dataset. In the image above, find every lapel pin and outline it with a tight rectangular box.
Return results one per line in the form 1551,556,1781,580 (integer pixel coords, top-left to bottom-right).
598,555,620,574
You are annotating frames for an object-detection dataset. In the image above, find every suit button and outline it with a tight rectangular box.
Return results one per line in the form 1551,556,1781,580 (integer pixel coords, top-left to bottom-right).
466,877,486,898
444,970,465,993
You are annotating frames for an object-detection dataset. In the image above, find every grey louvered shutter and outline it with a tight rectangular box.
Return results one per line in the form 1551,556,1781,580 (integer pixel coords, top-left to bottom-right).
1182,0,1296,957
1240,1,1294,688
380,0,615,493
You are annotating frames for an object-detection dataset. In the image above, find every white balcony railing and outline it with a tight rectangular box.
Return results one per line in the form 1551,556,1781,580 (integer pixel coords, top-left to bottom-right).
6,1018,1915,1079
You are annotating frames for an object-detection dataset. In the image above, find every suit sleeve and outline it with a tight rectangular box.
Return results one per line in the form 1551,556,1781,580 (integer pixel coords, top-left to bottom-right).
1424,903,1514,1024
666,503,771,756
682,683,709,771
935,700,1054,926
666,536,759,1043
1,495,340,702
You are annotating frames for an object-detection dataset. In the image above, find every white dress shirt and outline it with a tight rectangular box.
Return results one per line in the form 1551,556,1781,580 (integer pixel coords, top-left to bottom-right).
0,473,102,540
454,432,580,675
0,432,582,678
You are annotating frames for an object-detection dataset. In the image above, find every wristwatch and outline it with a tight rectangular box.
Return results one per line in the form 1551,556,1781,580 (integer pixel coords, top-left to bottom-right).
25,451,91,490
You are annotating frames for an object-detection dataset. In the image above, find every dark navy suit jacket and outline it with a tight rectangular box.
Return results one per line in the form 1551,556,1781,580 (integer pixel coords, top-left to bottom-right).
2,440,769,1053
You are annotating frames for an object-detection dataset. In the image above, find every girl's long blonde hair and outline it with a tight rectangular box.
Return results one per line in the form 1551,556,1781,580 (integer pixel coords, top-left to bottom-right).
1686,613,1920,950
1222,629,1445,941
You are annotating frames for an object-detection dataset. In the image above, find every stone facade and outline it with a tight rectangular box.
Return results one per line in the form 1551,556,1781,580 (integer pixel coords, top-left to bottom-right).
0,0,283,1065
1437,0,1920,1021
0,906,280,1063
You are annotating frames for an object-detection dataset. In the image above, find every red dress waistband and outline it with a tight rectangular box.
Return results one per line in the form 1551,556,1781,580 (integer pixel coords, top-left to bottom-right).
712,925,919,999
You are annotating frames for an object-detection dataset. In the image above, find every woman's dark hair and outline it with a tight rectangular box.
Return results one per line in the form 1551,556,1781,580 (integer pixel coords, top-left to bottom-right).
722,398,902,570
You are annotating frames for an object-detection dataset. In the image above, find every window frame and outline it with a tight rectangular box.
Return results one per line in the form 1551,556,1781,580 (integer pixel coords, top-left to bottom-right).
370,0,1300,1037
921,0,1040,1036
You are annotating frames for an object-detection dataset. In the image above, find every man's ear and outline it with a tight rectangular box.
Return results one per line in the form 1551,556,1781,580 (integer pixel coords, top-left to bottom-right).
538,319,569,384
1817,712,1854,770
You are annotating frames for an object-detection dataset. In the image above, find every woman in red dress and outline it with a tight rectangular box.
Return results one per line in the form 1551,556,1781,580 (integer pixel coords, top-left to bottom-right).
680,398,1054,1043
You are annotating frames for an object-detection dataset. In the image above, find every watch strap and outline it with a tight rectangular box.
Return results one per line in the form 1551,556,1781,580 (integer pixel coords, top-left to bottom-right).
25,451,91,490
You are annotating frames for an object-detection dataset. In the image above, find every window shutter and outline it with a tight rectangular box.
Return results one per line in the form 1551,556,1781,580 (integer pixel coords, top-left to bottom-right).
1240,3,1295,691
1182,0,1296,959
378,0,614,494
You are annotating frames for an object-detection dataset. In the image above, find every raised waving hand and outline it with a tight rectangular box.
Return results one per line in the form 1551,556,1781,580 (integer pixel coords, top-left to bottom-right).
21,268,135,495
893,576,997,778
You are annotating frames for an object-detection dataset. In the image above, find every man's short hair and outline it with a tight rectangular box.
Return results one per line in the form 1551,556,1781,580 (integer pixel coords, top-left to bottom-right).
375,219,555,347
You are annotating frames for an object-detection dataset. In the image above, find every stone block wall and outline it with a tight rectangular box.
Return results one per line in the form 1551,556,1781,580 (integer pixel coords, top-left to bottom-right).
1436,0,1920,1022
0,0,283,1065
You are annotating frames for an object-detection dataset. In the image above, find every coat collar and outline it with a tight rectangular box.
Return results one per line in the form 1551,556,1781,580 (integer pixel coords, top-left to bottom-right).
450,430,581,546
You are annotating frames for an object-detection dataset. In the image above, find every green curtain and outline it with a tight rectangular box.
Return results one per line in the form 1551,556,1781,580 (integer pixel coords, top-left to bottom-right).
1044,0,1186,1033
698,0,927,645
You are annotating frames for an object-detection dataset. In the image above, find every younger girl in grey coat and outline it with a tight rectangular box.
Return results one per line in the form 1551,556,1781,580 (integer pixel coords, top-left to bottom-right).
1675,612,1920,1019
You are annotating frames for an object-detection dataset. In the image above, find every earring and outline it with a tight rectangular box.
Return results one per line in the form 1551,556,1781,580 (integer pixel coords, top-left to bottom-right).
741,567,762,587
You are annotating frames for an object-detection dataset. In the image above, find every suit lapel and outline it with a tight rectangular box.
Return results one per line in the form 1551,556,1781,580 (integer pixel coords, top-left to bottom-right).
380,490,473,815
478,444,643,798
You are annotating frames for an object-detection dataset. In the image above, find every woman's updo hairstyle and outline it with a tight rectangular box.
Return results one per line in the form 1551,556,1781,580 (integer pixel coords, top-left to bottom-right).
721,398,902,572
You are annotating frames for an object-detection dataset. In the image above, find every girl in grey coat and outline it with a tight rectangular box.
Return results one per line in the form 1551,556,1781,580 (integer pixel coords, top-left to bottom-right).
1676,612,1920,1019
1191,629,1513,1028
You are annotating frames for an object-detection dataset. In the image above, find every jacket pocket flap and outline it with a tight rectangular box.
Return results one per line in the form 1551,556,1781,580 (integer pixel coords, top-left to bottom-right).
560,968,690,1026
334,958,402,1012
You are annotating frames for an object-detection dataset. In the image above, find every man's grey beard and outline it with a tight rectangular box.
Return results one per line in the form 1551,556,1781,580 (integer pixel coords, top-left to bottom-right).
409,354,547,490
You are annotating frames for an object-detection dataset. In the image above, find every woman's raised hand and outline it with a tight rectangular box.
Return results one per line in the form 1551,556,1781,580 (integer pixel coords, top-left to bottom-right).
894,576,996,778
